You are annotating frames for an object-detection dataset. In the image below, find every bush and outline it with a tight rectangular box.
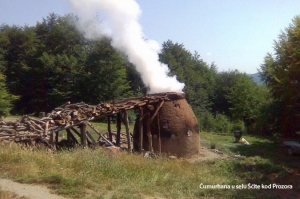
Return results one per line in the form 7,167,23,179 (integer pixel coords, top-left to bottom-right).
232,120,246,133
199,111,232,133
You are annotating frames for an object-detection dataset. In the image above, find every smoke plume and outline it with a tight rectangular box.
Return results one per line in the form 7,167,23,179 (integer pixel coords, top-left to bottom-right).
67,0,184,93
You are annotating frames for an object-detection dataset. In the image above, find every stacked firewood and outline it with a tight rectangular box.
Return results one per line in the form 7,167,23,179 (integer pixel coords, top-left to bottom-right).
0,115,50,144
0,92,183,145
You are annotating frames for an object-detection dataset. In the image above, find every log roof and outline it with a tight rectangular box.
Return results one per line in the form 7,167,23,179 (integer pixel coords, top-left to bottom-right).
0,92,184,145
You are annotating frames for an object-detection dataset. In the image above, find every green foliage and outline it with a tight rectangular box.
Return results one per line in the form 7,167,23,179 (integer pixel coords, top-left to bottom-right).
0,14,133,113
232,120,246,132
260,15,300,135
0,74,18,117
199,111,232,133
213,70,269,133
0,12,274,135
159,40,217,114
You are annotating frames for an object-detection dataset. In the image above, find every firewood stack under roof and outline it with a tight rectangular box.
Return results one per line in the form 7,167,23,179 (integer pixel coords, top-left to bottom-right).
0,92,184,147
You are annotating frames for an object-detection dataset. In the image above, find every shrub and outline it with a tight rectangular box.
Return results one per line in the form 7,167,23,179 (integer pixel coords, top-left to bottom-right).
199,111,232,133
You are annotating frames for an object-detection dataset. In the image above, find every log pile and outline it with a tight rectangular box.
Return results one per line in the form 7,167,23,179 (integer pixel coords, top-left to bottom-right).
0,115,50,144
0,92,184,148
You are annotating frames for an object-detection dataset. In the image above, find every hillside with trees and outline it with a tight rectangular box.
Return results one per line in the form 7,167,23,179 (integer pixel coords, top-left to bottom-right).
1,13,300,137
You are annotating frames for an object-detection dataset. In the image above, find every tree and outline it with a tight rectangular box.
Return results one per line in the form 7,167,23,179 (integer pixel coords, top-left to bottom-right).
0,24,39,113
77,38,132,104
159,40,216,114
213,70,270,133
0,73,18,117
260,15,300,135
0,13,134,113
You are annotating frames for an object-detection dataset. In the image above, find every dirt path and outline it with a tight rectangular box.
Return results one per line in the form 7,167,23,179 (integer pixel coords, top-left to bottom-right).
0,179,67,199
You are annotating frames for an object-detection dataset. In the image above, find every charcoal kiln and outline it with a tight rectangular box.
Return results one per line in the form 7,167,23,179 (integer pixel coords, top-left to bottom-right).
133,92,200,158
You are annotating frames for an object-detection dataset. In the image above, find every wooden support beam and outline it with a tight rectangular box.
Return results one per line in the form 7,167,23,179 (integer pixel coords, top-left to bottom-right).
150,100,164,124
107,116,113,142
66,129,71,142
49,121,84,133
123,111,131,152
146,111,153,152
66,129,78,144
49,132,54,145
55,131,59,143
116,113,121,146
44,121,49,136
138,108,143,152
86,130,96,145
71,126,92,145
86,122,114,146
157,112,161,154
70,127,81,137
80,123,87,148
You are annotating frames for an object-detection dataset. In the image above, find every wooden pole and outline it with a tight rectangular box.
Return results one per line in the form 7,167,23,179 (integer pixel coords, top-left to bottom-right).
107,116,113,142
146,111,152,152
86,122,114,146
66,129,78,144
44,121,49,136
70,127,91,146
49,132,54,145
80,123,87,148
138,108,143,152
55,131,59,144
67,129,71,142
123,111,131,152
157,112,161,154
116,113,121,146
86,130,96,146
149,100,164,124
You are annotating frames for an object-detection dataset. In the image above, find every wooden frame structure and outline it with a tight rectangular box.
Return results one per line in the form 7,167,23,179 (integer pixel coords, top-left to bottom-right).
0,92,184,153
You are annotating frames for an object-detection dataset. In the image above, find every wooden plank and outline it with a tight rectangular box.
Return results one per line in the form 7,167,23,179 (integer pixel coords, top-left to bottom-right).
146,111,152,152
138,108,143,152
107,116,113,142
116,113,121,146
123,111,131,152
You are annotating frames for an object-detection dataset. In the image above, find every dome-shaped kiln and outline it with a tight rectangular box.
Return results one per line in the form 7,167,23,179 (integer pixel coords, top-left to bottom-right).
133,92,200,158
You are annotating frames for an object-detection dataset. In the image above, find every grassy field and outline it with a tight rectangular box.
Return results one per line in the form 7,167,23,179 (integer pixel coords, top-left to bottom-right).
0,123,299,198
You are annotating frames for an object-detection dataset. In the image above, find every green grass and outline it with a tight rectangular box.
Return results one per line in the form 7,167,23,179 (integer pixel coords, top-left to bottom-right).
0,129,299,198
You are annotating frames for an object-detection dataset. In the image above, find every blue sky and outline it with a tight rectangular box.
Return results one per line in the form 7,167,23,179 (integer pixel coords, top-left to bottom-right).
0,0,299,74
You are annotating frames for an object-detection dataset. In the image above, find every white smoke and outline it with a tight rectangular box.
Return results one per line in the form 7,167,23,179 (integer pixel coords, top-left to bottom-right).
67,0,184,93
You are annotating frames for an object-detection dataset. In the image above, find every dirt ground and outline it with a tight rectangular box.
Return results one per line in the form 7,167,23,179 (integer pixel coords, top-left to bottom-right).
0,179,67,199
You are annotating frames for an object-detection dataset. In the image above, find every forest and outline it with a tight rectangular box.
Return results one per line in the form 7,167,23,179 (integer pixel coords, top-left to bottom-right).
1,13,300,137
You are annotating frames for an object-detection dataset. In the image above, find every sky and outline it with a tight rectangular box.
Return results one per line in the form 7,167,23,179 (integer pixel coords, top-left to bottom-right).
0,0,299,74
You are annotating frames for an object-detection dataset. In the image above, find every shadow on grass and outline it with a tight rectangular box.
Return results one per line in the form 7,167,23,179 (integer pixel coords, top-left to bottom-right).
224,137,300,199
228,139,300,169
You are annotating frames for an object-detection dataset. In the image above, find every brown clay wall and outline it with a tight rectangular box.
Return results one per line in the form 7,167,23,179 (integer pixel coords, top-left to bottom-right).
134,93,200,158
